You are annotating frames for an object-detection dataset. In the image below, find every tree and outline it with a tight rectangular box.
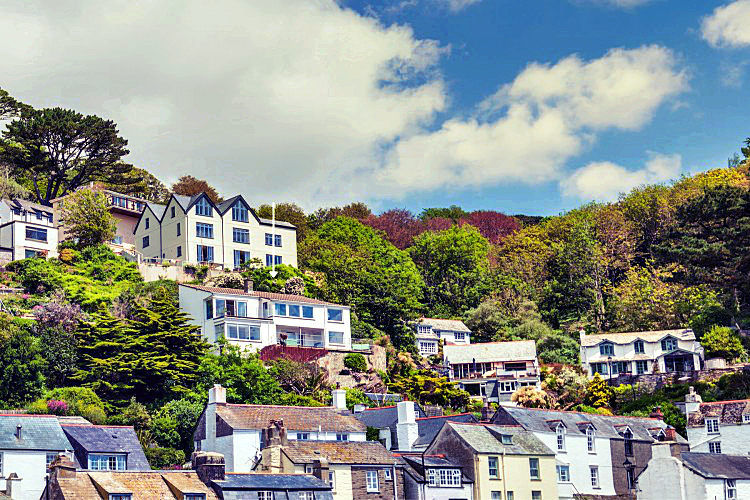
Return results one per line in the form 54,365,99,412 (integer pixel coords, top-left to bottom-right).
361,209,422,249
541,366,588,410
0,107,132,205
701,326,745,362
585,373,612,408
27,387,107,424
152,396,204,457
512,386,552,408
171,175,221,203
59,190,118,247
461,211,520,244
308,202,372,230
409,225,490,317
0,86,32,120
388,370,470,410
0,317,46,407
32,297,82,388
108,167,170,202
419,205,467,221
256,203,310,241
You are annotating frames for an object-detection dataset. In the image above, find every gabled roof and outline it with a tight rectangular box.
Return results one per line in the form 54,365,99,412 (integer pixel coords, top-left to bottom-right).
412,413,478,448
52,470,220,499
687,399,750,427
416,318,471,333
681,452,750,480
4,198,53,214
179,284,345,306
61,424,150,470
444,340,537,365
0,414,71,451
354,403,426,430
446,422,556,455
281,440,396,465
580,328,696,347
213,473,332,493
216,404,366,433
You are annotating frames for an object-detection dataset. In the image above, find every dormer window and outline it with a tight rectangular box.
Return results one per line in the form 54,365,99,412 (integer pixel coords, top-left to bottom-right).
232,201,248,222
599,342,614,356
556,424,566,451
587,427,596,452
661,337,677,351
417,325,432,335
633,340,645,354
195,197,212,217
706,418,720,434
624,429,633,456
742,414,750,424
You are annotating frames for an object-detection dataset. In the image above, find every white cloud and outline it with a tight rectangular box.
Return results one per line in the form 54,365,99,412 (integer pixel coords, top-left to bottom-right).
574,0,653,9
720,60,749,87
701,0,750,48
561,152,682,201
438,0,481,13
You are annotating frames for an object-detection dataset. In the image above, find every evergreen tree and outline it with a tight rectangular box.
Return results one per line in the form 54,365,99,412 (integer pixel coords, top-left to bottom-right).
585,373,613,408
0,318,45,406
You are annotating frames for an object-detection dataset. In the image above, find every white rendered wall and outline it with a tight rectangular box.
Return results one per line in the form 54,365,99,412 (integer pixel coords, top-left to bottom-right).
2,449,65,500
687,422,750,455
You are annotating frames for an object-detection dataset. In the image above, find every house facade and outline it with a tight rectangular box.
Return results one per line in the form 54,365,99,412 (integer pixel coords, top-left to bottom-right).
414,318,471,357
580,328,704,379
685,398,750,455
443,341,540,403
60,422,150,471
0,199,58,261
179,283,352,351
637,444,750,500
134,193,298,268
491,405,688,500
427,421,559,500
193,386,366,473
399,454,474,500
0,414,72,500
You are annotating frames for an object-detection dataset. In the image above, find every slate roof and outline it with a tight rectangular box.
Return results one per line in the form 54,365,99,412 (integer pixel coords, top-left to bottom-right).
355,403,426,430
61,424,151,470
580,328,696,347
492,406,687,443
0,414,72,451
444,340,537,364
413,413,478,448
216,404,366,433
417,318,471,333
214,473,332,490
281,440,397,465
399,454,473,484
6,198,53,214
681,452,750,480
447,422,556,455
145,202,167,220
180,284,345,306
364,393,403,404
687,399,750,427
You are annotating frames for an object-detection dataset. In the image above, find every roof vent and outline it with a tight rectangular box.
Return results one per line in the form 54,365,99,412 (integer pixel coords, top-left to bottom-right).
15,424,21,440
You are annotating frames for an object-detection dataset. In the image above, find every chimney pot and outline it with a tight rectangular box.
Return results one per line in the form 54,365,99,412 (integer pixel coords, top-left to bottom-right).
209,384,226,405
192,452,226,483
650,406,664,420
353,404,366,413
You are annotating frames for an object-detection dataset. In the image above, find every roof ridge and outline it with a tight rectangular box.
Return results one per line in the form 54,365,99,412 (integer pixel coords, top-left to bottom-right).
700,399,750,405
223,403,338,409
506,406,660,420
416,412,473,421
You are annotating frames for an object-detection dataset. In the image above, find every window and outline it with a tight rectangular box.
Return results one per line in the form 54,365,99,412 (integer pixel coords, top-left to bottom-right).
626,467,634,490
506,493,514,500
275,303,287,316
661,337,677,351
499,381,519,393
196,245,214,263
26,227,47,242
488,457,499,478
256,493,274,500
177,222,181,236
195,198,212,216
329,331,344,345
491,493,501,500
265,233,273,246
25,249,42,259
556,424,566,451
227,324,260,341
366,471,379,492
532,492,541,500
89,454,126,470
232,201,249,222
599,342,614,356
109,495,132,500
328,471,335,491
709,441,722,454
265,254,283,266
205,300,213,319
557,465,570,482
302,306,314,319
420,341,437,354
417,325,432,335
624,429,633,456
275,255,282,265
744,414,750,423
298,493,313,500
454,331,465,341
591,363,608,376
233,228,250,243
234,250,251,268
335,433,348,441
171,206,176,218
145,217,150,229
177,246,182,257
46,452,58,471
634,340,645,354
273,234,281,247
706,418,720,434
428,469,437,486
184,495,205,500
529,457,540,480
590,466,599,488
636,360,648,375
385,468,392,480
726,479,737,499
288,305,300,317
142,235,150,248
328,309,343,322
196,222,214,238
587,427,596,452
35,211,42,220
297,432,310,440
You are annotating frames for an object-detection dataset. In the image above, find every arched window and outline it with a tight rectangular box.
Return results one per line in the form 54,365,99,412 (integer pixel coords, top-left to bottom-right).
624,429,633,456
556,424,566,451
587,427,596,452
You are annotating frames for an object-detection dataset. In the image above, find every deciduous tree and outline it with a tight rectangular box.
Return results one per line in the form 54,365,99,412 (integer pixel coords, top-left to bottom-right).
171,175,221,203
59,190,118,247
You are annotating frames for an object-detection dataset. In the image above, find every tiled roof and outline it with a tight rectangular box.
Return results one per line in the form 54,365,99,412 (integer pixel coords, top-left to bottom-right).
180,284,344,306
580,328,696,347
492,406,687,443
145,202,167,220
447,422,556,455
413,413,478,448
687,400,750,427
0,414,71,451
61,424,150,470
681,452,750,479
213,473,331,490
417,318,471,333
444,340,537,364
52,471,219,499
282,440,396,465
217,404,366,433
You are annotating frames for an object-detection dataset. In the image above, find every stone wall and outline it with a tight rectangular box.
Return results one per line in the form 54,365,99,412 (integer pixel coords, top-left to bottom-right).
350,467,405,500
320,345,387,391
611,366,748,389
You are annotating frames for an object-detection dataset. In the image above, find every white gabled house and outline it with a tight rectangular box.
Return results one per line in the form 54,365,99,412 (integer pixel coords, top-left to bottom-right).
414,318,471,357
0,199,58,262
179,282,352,351
684,398,750,456
134,193,297,268
579,328,704,379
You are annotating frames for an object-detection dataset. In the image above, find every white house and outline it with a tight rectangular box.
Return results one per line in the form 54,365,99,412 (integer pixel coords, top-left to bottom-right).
637,444,750,500
580,328,704,379
0,199,58,261
491,405,687,500
178,282,352,351
134,193,297,268
414,318,471,357
193,385,367,472
685,398,750,455
0,414,73,500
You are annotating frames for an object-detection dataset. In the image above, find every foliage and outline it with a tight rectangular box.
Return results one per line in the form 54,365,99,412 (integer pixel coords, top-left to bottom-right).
419,205,467,221
344,353,367,373
144,447,186,469
541,366,588,410
0,86,32,120
388,370,470,410
282,276,305,295
107,167,170,203
27,387,107,424
267,359,329,400
243,264,312,294
171,175,221,203
366,426,381,441
308,202,372,230
345,388,373,410
700,326,746,362
585,373,613,408
108,398,152,430
257,203,310,241
512,386,552,408
0,317,45,406
59,189,118,247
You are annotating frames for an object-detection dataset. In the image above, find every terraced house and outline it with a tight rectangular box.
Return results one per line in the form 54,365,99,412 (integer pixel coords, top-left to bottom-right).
134,192,297,268
685,398,750,455
413,318,471,357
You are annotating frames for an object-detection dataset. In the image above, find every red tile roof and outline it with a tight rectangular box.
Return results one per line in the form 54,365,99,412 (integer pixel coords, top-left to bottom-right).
180,284,344,306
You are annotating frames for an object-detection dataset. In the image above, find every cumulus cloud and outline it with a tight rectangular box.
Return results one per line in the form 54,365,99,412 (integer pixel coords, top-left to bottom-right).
561,152,682,201
701,0,750,48
574,0,653,9
438,0,481,12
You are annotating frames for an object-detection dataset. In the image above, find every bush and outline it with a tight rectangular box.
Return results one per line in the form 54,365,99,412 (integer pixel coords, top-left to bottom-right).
144,447,186,469
26,387,108,424
344,353,367,373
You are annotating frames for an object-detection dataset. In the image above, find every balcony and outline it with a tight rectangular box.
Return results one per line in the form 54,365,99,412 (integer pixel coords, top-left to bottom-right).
277,327,324,348
452,369,538,380
107,195,146,215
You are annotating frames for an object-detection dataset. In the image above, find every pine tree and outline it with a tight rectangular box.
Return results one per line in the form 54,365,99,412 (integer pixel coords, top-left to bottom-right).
585,373,613,408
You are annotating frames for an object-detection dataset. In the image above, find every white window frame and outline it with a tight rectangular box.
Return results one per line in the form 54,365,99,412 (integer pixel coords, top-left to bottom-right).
335,433,348,441
385,468,392,480
743,414,750,424
726,479,737,499
454,331,465,341
297,432,310,440
328,471,335,491
427,468,437,486
590,466,599,488
488,456,499,479
366,470,379,492
587,427,596,452
417,325,432,335
709,441,722,454
529,457,540,480
557,465,570,482
706,418,720,434
556,424,566,451
256,492,274,500
633,340,645,354
298,493,313,500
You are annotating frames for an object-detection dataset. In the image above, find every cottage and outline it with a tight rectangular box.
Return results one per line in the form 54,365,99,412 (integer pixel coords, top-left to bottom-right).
579,328,704,379
193,386,366,473
0,199,58,262
685,398,750,455
60,422,150,471
179,283,352,351
414,318,471,357
399,454,474,500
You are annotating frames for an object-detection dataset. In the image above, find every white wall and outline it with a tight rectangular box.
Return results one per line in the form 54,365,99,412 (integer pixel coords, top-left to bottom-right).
160,197,187,261
288,430,367,442
424,483,474,500
687,421,750,455
1,449,62,500
582,335,701,378
134,205,163,260
231,429,262,473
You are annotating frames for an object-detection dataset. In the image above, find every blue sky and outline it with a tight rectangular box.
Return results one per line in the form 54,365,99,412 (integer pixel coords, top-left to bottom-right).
1,0,749,215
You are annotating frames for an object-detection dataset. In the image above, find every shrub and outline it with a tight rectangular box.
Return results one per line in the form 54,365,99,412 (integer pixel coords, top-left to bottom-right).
27,387,108,424
344,353,367,373
144,447,186,468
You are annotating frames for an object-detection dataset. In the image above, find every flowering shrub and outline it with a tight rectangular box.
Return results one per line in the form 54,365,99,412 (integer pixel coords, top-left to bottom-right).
46,399,69,415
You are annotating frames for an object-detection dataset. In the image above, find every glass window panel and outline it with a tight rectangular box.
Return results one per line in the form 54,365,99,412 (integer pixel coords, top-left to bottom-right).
275,303,286,316
302,306,314,318
288,305,300,317
328,309,343,322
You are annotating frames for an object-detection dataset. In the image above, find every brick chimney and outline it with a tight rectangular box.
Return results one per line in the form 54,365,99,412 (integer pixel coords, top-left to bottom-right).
650,406,664,420
480,402,493,423
312,458,329,482
332,389,347,410
208,384,226,406
244,279,254,293
260,420,288,473
664,427,677,441
48,453,77,495
193,452,226,484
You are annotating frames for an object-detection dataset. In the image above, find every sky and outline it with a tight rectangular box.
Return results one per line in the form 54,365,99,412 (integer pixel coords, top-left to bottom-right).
1,0,749,215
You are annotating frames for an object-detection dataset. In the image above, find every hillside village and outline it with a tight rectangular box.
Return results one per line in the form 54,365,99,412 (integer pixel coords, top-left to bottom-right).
2,94,750,499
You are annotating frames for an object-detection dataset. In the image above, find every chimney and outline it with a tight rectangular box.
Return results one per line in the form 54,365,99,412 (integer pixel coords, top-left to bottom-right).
332,389,347,410
244,279,254,293
262,419,288,447
312,458,330,482
208,384,226,406
664,427,677,441
683,386,703,416
353,404,366,414
5,473,21,499
650,406,664,420
480,403,493,423
49,454,77,481
579,328,586,342
396,401,419,452
260,420,287,473
193,452,226,484
15,424,21,440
